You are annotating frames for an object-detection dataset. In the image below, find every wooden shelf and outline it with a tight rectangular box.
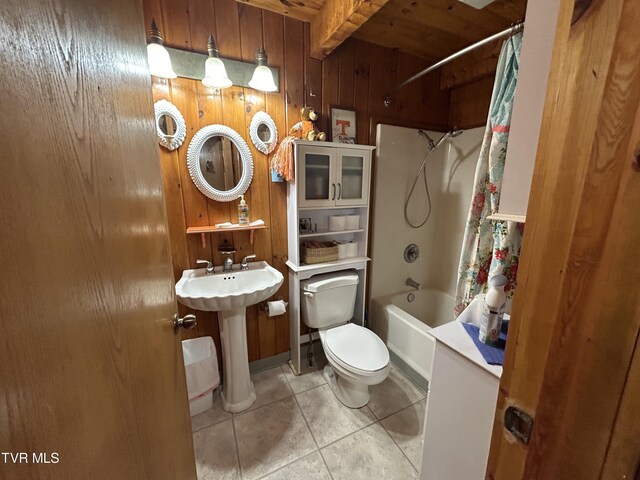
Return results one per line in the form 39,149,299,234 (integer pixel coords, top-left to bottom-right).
186,224,267,247
186,224,266,235
299,228,364,238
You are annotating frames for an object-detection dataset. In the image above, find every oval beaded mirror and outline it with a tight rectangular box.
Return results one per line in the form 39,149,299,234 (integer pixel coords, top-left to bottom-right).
186,124,254,202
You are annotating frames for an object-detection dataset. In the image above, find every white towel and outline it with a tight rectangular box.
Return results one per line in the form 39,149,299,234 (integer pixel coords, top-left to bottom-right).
215,219,265,228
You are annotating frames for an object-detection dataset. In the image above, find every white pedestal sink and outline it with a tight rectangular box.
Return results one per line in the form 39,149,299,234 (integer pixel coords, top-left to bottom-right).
175,261,284,413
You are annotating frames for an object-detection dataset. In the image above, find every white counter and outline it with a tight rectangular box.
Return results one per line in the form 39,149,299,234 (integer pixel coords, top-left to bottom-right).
428,320,503,379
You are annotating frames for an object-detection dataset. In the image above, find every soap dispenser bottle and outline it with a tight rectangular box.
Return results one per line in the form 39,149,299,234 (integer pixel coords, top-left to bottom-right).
479,274,507,346
238,195,250,226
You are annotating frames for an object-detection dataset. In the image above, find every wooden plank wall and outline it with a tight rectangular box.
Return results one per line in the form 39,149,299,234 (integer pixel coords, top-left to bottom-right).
143,0,298,363
321,38,450,144
440,40,501,90
448,76,494,129
324,41,498,131
142,0,451,361
445,40,500,129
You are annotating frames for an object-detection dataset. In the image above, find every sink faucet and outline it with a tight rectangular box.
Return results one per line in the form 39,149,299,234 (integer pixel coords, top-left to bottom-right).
406,277,421,290
196,259,215,274
223,257,233,273
241,254,256,270
218,246,236,273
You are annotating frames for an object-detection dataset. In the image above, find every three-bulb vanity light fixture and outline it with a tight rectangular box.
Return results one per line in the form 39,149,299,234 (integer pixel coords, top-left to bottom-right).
145,19,278,93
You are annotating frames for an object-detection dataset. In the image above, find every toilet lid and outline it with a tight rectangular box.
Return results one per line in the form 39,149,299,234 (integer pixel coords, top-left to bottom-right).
323,324,389,372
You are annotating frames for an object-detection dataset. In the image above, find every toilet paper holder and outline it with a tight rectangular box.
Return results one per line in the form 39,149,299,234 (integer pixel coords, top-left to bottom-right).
260,299,288,316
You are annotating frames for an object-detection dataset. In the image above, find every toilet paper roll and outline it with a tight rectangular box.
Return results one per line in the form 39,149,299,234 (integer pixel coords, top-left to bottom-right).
337,242,358,259
267,300,288,317
345,215,360,230
329,215,346,231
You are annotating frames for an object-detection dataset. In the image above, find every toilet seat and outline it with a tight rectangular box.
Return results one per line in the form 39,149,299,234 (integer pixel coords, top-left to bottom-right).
320,323,389,375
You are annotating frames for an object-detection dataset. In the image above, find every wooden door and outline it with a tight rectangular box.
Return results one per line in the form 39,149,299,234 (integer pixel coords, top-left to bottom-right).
0,0,196,478
487,0,640,478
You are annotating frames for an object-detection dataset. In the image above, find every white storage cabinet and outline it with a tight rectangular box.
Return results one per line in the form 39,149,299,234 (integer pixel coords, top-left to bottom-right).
286,140,375,374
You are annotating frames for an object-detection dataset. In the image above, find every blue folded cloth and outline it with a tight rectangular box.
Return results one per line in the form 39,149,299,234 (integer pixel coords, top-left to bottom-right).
461,320,509,366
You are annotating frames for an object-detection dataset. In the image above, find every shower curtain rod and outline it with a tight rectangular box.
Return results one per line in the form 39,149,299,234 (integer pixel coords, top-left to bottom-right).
384,21,524,107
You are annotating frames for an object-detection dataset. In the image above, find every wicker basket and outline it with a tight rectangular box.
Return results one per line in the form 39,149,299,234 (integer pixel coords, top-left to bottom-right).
301,241,339,264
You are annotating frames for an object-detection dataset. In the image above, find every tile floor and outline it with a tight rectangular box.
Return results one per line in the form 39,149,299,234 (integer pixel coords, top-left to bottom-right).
191,358,427,480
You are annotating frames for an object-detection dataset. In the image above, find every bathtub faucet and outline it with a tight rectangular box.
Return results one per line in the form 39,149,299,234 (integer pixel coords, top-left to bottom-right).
406,277,421,290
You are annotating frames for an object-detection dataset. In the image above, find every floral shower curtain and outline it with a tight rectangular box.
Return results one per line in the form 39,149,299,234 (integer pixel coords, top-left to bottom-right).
454,32,524,317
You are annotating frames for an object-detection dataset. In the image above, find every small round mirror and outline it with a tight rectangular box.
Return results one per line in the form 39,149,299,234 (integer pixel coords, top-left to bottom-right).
154,100,186,151
249,111,278,154
158,114,177,137
257,123,271,143
187,125,254,202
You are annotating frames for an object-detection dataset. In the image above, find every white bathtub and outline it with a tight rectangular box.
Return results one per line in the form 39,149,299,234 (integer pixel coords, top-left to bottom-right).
371,289,455,383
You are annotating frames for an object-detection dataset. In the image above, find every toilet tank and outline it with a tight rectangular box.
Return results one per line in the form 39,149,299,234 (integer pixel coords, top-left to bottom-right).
300,272,359,329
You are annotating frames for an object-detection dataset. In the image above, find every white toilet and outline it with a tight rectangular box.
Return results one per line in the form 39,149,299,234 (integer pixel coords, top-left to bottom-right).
300,271,390,408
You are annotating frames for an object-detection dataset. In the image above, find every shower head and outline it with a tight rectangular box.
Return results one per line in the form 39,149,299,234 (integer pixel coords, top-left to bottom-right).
448,129,464,138
418,130,437,150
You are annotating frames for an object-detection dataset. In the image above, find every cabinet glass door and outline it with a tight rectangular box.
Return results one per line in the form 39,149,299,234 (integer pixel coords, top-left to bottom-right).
336,149,369,206
299,146,335,207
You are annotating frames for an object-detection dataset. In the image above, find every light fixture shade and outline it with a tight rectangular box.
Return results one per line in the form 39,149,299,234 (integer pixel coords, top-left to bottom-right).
202,57,232,89
146,20,176,79
147,43,177,79
248,65,277,92
248,48,277,92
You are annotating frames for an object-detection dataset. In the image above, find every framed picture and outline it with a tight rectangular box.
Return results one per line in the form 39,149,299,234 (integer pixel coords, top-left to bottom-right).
299,217,312,233
330,106,357,144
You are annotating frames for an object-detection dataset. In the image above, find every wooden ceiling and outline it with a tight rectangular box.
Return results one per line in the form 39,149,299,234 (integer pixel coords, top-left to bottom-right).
235,0,526,61
236,0,390,60
354,0,527,62
235,0,325,22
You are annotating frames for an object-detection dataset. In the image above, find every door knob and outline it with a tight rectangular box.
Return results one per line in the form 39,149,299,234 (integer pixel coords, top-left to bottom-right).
174,313,197,332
